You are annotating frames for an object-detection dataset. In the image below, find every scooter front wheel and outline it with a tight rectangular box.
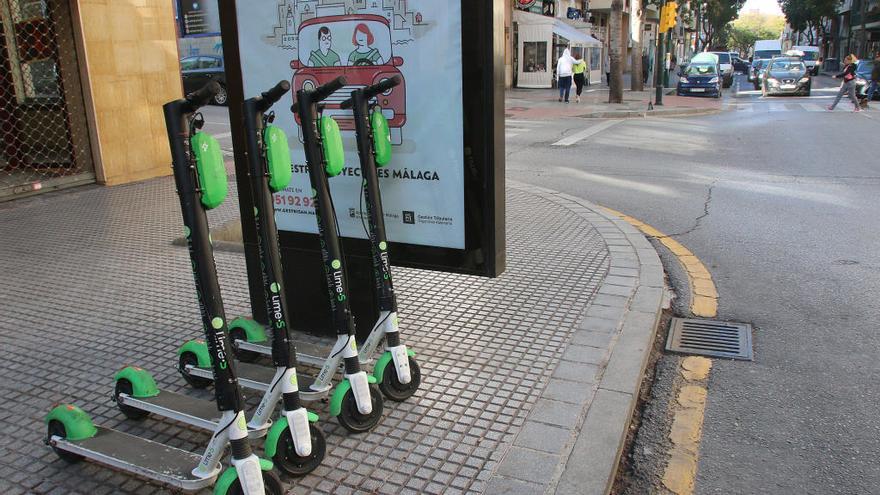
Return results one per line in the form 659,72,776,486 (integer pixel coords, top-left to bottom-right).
223,469,284,495
379,356,422,402
272,423,326,476
337,384,384,433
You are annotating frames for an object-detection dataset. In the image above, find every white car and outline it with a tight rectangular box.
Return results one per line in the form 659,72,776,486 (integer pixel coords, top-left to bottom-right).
709,51,734,88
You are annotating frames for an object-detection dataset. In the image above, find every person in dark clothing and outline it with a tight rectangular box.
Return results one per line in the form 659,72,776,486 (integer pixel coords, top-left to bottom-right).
828,54,860,112
867,52,880,103
642,53,650,84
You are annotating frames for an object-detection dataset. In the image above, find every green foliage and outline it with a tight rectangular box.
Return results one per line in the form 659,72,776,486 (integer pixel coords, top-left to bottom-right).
779,0,837,44
727,12,785,52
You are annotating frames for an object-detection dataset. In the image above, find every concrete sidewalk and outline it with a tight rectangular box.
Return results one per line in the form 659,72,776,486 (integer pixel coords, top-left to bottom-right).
0,175,665,494
507,86,722,120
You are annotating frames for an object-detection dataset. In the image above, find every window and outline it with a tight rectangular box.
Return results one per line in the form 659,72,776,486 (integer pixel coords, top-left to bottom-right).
180,57,200,70
199,57,222,69
523,42,547,72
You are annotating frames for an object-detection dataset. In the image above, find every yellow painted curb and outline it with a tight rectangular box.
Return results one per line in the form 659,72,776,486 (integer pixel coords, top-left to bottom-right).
602,207,718,318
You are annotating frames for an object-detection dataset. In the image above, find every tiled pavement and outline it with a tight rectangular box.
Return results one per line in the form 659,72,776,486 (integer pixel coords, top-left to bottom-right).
0,174,663,494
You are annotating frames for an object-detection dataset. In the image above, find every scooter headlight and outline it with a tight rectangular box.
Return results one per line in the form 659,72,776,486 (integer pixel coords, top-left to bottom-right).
302,79,316,93
379,78,394,96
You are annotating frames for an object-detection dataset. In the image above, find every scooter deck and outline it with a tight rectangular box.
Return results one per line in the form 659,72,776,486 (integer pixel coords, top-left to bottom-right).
49,426,215,491
188,362,321,395
234,332,332,368
117,390,269,437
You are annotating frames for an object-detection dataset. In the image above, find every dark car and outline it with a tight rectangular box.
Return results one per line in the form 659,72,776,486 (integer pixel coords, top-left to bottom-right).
731,54,750,73
761,57,810,96
677,62,722,98
181,55,227,105
750,59,769,87
855,60,879,101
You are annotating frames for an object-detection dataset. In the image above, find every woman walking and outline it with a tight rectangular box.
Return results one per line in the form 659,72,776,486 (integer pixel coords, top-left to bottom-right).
572,51,588,103
557,48,576,103
828,54,861,112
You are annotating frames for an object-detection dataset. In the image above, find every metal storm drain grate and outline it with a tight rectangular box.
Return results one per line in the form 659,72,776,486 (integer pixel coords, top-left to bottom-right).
666,318,753,361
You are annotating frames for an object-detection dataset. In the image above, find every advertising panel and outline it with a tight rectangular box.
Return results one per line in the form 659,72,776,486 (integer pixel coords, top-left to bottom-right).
234,1,465,249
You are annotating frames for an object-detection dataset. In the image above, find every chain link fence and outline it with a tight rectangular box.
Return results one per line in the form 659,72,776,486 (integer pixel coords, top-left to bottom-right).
0,0,93,200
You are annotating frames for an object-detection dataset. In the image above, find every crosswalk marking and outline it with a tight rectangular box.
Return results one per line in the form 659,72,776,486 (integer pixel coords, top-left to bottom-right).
801,103,825,112
768,102,788,112
551,120,623,146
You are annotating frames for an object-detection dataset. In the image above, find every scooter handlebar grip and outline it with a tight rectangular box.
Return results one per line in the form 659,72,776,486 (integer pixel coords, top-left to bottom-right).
364,75,401,98
311,76,347,102
259,80,291,110
183,81,221,113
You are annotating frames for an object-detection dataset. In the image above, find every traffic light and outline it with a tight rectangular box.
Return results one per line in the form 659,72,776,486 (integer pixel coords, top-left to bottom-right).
659,1,678,33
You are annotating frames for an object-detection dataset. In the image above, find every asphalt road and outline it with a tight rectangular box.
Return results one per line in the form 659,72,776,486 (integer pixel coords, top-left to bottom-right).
506,74,880,494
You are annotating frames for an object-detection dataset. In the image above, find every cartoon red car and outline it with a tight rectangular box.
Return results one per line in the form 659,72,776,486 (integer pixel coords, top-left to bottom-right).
291,14,406,144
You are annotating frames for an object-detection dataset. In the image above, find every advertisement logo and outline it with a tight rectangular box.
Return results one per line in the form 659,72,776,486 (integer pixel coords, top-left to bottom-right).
402,211,415,224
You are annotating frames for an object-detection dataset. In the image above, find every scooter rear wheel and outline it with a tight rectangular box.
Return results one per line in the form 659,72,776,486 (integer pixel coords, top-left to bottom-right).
224,469,284,495
230,327,261,363
272,423,326,476
379,356,422,402
47,421,84,463
337,384,384,433
178,352,212,389
115,379,150,420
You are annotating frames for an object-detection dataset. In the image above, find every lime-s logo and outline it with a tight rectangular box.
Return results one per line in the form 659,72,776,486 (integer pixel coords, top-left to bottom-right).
201,142,209,153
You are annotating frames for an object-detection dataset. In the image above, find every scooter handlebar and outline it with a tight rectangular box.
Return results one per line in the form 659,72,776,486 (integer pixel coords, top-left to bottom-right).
339,76,401,110
311,76,347,103
257,80,291,112
182,81,221,113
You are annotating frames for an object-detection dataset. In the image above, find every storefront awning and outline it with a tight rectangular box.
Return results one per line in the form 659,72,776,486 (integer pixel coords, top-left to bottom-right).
553,20,601,47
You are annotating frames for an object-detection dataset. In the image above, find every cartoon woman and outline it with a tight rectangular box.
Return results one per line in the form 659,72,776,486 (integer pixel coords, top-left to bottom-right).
308,26,341,67
347,23,384,66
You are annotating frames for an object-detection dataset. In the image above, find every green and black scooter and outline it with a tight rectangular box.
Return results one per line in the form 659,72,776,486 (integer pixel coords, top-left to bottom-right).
179,77,385,433
225,77,421,402
114,81,326,477
43,82,283,494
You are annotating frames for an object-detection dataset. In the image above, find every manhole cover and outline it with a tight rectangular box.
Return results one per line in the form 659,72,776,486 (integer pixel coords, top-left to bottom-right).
666,318,753,361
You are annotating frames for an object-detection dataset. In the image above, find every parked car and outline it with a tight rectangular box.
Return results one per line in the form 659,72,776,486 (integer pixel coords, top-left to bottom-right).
761,57,810,97
731,54,750,73
855,59,879,101
180,55,227,105
677,60,722,98
708,51,734,87
750,59,770,88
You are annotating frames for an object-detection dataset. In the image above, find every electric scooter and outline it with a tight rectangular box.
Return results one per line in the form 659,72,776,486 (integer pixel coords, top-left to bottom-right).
179,77,384,433
113,81,326,478
224,78,421,402
43,82,283,494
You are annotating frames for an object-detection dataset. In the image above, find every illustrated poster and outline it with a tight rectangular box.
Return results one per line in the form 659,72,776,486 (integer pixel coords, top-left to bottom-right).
235,1,465,249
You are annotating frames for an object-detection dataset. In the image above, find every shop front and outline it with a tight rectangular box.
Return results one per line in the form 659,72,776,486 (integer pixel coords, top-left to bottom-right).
514,9,601,88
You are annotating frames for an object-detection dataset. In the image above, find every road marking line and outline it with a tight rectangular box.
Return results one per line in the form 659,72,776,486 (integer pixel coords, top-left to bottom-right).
603,208,718,495
662,356,712,495
738,104,753,112
602,208,718,318
505,119,542,126
505,131,521,138
800,103,825,112
211,131,232,139
552,119,622,146
768,102,787,112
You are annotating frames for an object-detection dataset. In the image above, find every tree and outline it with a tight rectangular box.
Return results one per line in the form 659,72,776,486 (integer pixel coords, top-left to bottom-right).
778,0,837,51
631,0,645,91
702,0,746,49
609,0,624,103
726,11,785,53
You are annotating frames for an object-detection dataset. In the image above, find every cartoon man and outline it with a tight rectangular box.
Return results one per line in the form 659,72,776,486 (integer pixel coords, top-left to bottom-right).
348,23,384,66
308,26,341,67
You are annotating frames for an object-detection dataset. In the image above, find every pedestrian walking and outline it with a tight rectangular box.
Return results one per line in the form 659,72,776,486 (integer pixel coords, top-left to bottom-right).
557,48,577,103
866,52,880,106
827,54,861,112
572,51,588,103
605,50,611,86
